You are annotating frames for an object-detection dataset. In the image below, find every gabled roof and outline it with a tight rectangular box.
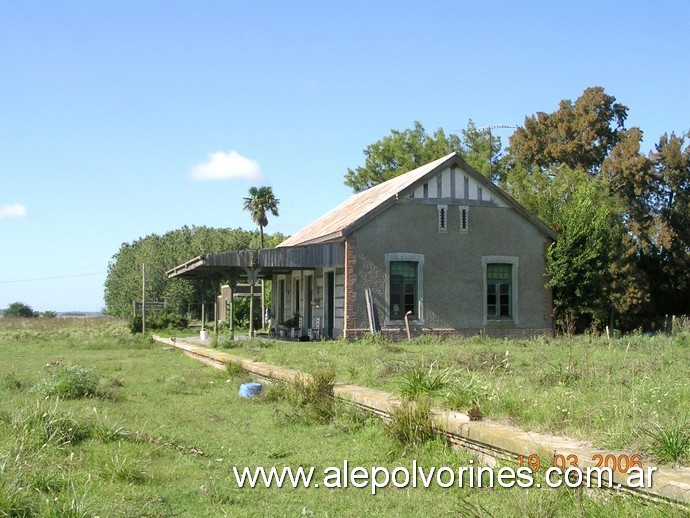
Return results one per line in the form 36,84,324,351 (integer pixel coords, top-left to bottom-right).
278,152,557,247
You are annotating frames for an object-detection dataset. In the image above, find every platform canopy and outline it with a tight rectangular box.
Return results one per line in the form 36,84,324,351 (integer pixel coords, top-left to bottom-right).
166,242,345,281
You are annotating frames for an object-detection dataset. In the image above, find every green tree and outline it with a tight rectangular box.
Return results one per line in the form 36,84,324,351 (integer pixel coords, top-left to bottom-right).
103,226,282,320
509,86,628,174
344,121,463,192
504,87,658,330
546,184,615,333
4,302,38,318
642,132,690,315
460,121,505,183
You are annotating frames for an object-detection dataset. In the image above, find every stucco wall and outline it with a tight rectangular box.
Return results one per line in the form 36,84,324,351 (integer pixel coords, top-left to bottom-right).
350,200,553,336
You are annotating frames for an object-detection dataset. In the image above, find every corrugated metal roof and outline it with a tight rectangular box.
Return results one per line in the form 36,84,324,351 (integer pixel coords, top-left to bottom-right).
278,153,458,247
278,152,557,247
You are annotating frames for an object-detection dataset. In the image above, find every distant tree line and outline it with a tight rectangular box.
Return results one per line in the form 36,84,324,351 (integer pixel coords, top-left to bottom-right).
103,226,285,320
345,87,690,332
2,302,40,318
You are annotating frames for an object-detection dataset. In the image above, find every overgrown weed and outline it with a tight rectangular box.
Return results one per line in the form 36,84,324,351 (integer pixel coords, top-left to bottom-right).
37,363,102,399
101,452,149,484
641,420,690,464
275,362,337,424
399,361,454,399
3,369,26,392
225,361,247,378
446,372,484,410
385,397,438,448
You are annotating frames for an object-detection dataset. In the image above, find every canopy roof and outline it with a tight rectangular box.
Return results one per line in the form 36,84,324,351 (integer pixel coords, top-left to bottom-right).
166,242,344,280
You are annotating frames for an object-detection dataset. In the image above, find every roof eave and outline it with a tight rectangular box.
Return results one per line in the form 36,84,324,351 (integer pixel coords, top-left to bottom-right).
165,255,206,278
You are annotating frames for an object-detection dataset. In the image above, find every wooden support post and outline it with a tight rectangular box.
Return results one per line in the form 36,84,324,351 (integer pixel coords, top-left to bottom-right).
214,302,218,336
248,284,255,338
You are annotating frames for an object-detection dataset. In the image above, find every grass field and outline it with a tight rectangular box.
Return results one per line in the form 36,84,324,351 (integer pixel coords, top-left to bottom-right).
220,330,690,460
0,318,687,516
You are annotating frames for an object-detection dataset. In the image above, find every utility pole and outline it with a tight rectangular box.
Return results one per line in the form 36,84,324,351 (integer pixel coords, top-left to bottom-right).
480,124,518,181
141,264,146,334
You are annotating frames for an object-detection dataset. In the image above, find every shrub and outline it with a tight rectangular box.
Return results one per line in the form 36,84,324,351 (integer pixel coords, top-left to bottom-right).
233,298,261,330
129,310,189,333
38,364,100,399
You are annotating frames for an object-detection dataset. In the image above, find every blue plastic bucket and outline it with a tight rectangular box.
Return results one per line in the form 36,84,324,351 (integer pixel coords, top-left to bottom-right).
239,382,263,398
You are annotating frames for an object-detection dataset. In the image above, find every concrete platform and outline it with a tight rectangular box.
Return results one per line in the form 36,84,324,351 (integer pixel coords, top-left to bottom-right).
153,335,690,507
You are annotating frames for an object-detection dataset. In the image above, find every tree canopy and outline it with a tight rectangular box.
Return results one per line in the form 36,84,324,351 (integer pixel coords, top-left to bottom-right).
103,226,286,320
345,122,463,192
509,86,628,174
344,121,505,193
503,87,690,330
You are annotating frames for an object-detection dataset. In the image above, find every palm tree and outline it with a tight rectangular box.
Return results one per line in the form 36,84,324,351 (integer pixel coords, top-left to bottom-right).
243,186,280,249
243,186,280,334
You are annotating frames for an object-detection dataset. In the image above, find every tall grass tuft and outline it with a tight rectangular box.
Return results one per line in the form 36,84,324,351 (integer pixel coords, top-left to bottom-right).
3,369,26,392
399,362,453,399
40,481,91,517
386,397,438,447
284,362,337,424
38,364,100,399
101,452,148,484
641,420,690,464
446,373,483,410
12,402,94,448
0,477,37,517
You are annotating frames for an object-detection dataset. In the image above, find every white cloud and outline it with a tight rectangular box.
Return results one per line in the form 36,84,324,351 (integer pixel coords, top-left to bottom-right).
0,204,27,220
189,150,263,181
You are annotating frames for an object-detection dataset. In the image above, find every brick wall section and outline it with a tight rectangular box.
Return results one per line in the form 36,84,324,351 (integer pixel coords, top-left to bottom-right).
345,327,554,341
343,235,358,338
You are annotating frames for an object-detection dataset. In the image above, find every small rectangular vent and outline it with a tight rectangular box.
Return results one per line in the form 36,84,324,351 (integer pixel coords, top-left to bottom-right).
438,205,448,233
459,206,469,232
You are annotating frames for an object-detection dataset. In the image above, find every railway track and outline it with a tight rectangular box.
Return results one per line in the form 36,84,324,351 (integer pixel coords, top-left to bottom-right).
154,335,690,508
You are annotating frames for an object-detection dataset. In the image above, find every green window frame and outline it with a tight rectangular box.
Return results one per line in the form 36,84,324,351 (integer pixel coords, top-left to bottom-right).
389,261,418,320
487,263,512,319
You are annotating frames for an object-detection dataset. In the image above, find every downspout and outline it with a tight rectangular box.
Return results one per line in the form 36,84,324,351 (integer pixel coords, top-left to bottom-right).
404,311,413,341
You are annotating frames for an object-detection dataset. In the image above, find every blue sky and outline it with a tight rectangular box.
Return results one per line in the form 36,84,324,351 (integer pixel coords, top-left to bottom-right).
1,1,689,312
